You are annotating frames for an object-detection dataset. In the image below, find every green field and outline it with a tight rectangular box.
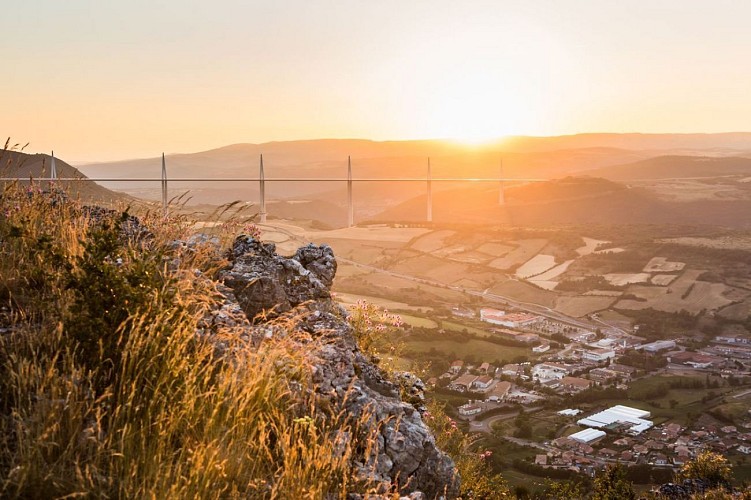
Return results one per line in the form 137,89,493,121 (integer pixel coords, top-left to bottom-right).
404,338,531,365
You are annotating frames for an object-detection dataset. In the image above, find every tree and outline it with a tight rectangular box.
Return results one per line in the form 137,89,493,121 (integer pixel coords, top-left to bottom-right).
592,464,636,500
677,450,733,488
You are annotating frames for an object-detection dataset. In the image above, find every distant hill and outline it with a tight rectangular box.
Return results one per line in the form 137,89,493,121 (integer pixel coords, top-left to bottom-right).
585,155,751,180
1,150,132,204
372,176,751,229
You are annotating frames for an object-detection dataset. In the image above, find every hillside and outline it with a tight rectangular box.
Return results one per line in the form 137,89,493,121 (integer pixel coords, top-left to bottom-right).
1,150,132,204
372,176,751,229
586,155,751,180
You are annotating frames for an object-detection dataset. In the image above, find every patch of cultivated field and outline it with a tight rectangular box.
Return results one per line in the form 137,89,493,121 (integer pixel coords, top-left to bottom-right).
398,314,439,328
531,260,574,281
555,296,616,317
488,239,548,271
530,280,559,291
333,292,431,312
615,270,742,314
594,247,625,254
409,230,456,253
719,298,751,321
325,241,386,265
335,263,370,278
446,251,493,264
515,254,557,279
658,236,751,251
309,226,430,243
576,237,609,256
476,242,514,257
652,274,679,286
390,255,474,284
259,230,291,243
644,257,686,273
489,280,558,308
583,290,623,297
604,273,651,286
453,278,483,289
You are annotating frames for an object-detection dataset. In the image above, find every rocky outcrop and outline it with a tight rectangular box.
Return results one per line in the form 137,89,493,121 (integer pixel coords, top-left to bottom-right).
218,236,459,498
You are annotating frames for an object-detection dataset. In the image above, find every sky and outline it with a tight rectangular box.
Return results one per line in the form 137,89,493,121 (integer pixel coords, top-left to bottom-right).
3,0,751,162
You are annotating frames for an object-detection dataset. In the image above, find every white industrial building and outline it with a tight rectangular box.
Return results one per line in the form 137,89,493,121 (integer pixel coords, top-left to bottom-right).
569,428,607,444
577,405,653,435
638,340,676,353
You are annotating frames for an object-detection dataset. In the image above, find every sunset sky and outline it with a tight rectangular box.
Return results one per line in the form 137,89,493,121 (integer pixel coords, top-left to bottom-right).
3,1,751,162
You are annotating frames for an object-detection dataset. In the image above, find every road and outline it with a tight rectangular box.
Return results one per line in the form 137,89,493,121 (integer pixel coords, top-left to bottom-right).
468,406,543,434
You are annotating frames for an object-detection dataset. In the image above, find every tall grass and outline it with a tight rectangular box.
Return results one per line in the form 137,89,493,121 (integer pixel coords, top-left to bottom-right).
0,179,380,498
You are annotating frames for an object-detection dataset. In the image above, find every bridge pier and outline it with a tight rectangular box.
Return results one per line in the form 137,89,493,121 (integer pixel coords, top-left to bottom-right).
427,158,433,222
259,154,267,223
161,153,168,216
347,156,354,227
498,158,505,206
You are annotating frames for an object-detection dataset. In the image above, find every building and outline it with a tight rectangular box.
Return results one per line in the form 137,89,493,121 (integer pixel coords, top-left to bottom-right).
533,343,551,353
472,375,494,392
578,348,616,362
608,364,636,380
714,335,750,345
490,313,543,329
589,368,618,384
668,351,721,369
449,360,464,374
569,428,606,444
448,373,477,392
480,308,506,325
557,408,582,417
486,381,512,402
478,362,491,374
638,340,676,353
532,363,570,381
558,376,593,393
494,328,540,344
577,405,653,435
458,404,482,416
502,363,524,378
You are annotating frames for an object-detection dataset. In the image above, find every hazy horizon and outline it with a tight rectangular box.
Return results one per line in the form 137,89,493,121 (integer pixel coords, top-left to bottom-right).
4,1,751,162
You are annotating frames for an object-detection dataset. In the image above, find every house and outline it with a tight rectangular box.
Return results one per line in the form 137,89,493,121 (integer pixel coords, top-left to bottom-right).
558,376,593,393
738,445,751,454
502,363,524,377
448,373,477,392
478,362,491,374
620,451,634,462
533,343,551,353
599,448,618,459
449,360,464,374
472,375,494,392
532,363,570,381
589,368,618,384
458,404,482,416
535,454,548,466
609,364,636,380
486,381,512,402
651,453,669,466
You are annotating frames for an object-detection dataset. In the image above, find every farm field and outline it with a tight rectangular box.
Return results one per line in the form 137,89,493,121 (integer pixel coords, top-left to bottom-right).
554,296,616,317
488,239,548,270
530,259,574,282
643,256,686,272
404,338,532,364
333,292,432,312
719,297,751,320
515,254,556,279
576,237,608,256
489,280,558,308
409,229,456,252
615,270,744,314
651,274,678,286
604,273,651,286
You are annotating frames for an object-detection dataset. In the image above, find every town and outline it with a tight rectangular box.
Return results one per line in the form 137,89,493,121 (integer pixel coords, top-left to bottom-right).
415,305,751,483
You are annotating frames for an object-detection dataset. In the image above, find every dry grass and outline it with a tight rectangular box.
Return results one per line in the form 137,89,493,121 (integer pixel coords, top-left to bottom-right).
0,177,382,498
